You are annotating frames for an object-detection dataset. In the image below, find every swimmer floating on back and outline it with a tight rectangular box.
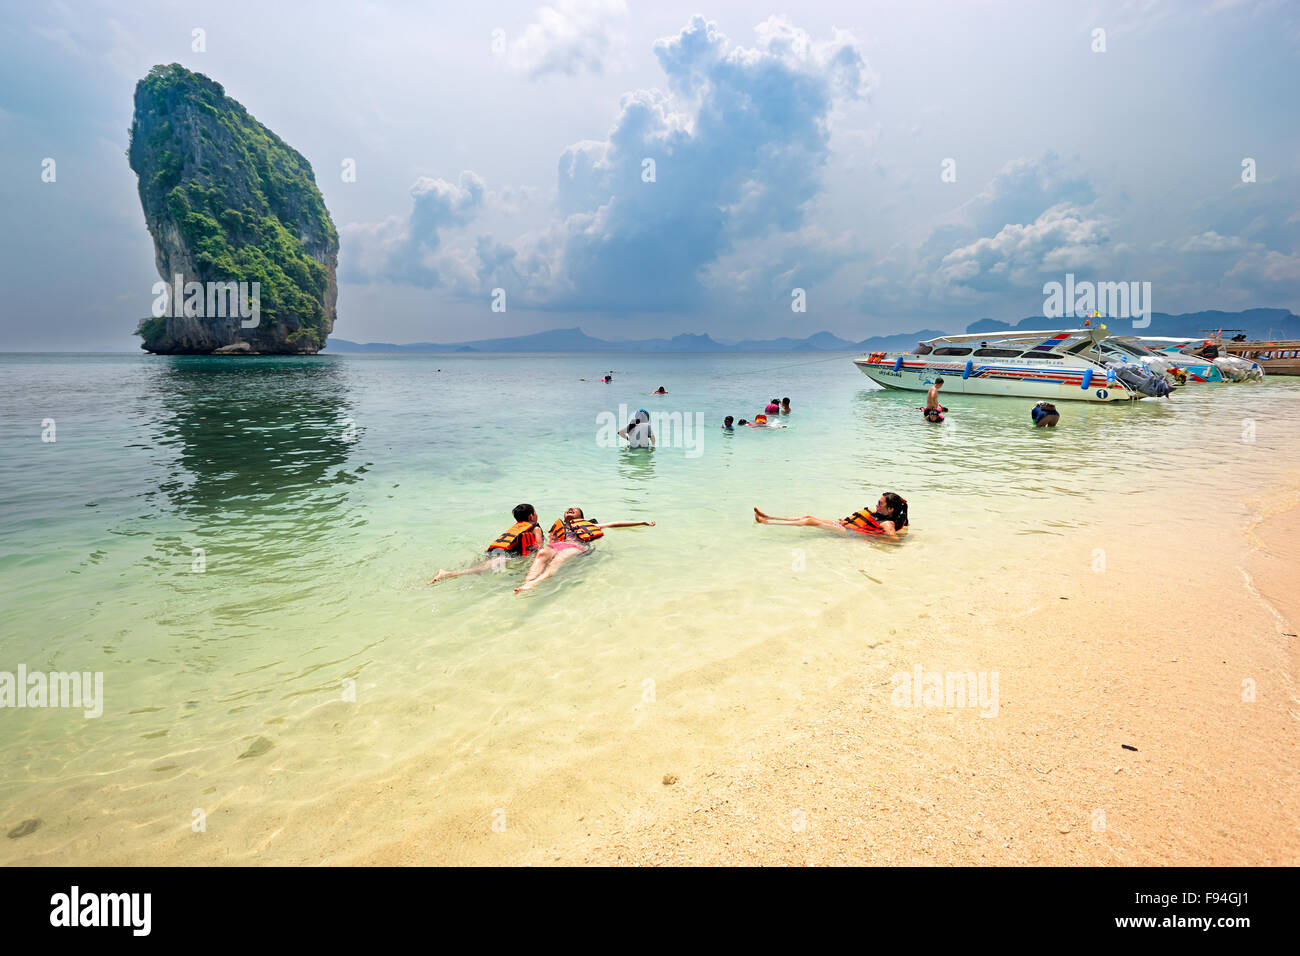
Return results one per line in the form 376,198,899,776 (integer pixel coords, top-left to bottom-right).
515,507,655,593
430,503,542,583
753,493,908,541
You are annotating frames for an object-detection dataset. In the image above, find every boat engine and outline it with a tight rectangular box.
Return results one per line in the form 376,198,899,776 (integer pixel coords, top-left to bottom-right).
1106,361,1173,398
1213,355,1264,382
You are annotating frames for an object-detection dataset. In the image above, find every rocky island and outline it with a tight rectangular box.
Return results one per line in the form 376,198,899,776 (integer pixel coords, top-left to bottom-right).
128,64,338,354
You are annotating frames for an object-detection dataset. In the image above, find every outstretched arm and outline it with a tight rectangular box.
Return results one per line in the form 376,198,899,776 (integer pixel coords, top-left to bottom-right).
595,520,656,529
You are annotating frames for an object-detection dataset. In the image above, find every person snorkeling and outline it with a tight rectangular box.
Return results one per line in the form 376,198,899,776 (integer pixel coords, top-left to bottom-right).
753,493,909,540
430,503,543,583
515,507,655,593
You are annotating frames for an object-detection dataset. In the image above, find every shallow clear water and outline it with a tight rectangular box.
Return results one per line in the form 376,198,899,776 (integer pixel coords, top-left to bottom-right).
1,352,1297,861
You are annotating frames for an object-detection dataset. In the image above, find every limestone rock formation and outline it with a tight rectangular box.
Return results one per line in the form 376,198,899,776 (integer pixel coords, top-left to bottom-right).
128,64,338,354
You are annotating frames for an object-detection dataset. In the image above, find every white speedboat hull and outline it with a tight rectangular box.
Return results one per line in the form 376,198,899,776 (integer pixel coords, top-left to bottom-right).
854,356,1139,402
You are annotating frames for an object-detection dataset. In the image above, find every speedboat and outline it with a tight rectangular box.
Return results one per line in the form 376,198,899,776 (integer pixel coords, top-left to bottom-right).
1131,338,1225,383
854,326,1171,402
1140,337,1262,382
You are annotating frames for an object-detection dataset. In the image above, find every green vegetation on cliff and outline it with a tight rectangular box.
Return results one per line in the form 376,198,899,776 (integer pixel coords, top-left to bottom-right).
129,64,338,353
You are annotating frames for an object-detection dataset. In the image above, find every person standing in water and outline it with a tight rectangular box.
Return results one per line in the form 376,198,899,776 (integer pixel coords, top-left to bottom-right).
619,409,655,448
430,503,542,583
515,507,655,593
780,398,791,414
923,378,947,422
753,493,908,540
925,378,945,413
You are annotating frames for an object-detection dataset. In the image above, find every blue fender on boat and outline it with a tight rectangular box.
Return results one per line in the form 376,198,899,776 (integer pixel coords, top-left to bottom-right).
1106,367,1115,386
893,356,903,372
962,360,973,380
1081,368,1094,390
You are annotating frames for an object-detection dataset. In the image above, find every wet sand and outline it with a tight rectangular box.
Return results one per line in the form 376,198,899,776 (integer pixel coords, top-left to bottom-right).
502,493,1300,866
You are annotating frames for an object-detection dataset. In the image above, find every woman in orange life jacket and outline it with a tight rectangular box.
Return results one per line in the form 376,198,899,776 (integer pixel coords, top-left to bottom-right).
430,503,542,583
753,493,908,541
515,506,656,593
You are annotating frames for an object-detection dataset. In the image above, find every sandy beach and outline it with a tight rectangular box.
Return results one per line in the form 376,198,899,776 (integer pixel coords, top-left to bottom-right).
517,491,1300,866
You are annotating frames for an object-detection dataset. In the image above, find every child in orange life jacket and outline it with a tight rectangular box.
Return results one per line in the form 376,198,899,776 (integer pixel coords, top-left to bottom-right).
515,506,655,593
753,493,909,540
430,503,542,583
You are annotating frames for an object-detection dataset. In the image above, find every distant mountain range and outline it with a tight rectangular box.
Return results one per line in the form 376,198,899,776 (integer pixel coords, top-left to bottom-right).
322,309,1299,354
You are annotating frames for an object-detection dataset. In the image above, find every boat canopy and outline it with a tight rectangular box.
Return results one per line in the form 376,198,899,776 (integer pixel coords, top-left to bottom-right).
919,327,1112,346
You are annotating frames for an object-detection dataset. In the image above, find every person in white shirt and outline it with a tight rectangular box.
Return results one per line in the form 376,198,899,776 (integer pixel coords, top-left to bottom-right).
618,409,655,449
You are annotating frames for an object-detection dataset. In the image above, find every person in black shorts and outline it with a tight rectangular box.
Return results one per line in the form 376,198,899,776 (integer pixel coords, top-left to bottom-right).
1031,402,1060,427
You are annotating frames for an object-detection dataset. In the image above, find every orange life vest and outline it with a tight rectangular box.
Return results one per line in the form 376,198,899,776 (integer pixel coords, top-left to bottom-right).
487,521,540,555
841,508,887,535
550,517,604,543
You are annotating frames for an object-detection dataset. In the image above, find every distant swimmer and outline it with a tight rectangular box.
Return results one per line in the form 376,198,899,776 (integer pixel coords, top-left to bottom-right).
619,409,655,448
780,397,791,414
652,386,667,394
515,507,655,593
1031,401,1060,428
765,399,780,415
722,415,735,431
924,378,947,422
753,493,909,541
430,503,542,583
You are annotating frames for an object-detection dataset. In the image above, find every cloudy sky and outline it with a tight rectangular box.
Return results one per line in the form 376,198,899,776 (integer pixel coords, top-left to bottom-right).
1,0,1297,349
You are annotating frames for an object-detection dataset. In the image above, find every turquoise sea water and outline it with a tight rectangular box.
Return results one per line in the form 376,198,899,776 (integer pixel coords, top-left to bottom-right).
1,351,1298,862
